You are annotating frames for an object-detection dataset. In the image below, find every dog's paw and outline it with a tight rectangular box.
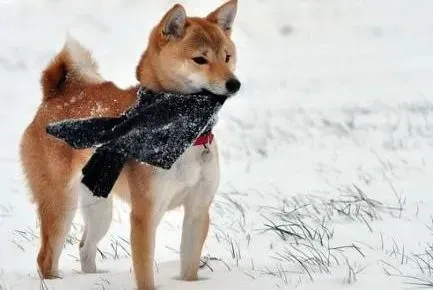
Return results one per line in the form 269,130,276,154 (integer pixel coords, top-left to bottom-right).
38,269,63,280
79,248,97,273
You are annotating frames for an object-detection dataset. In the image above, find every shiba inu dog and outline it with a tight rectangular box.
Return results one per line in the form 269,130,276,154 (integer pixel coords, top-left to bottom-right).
19,0,240,289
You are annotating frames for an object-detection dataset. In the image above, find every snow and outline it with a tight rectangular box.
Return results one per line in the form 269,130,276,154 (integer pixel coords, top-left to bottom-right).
1,0,433,289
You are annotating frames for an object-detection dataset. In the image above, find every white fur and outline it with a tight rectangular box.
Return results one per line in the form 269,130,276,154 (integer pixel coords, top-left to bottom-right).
151,142,219,278
176,61,233,95
64,34,104,84
183,69,229,95
180,144,219,277
75,142,219,274
176,61,208,93
72,174,113,273
151,141,219,217
184,72,208,92
206,82,230,95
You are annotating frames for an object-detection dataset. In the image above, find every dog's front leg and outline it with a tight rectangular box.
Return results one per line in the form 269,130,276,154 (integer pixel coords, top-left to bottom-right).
180,206,210,281
130,206,155,290
180,145,220,281
127,162,156,290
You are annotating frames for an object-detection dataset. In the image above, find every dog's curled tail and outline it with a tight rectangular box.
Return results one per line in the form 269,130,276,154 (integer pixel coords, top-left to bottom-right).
41,34,103,101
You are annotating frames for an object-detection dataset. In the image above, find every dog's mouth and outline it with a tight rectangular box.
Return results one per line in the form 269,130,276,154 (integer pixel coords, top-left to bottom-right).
200,88,238,98
200,88,223,96
198,89,228,104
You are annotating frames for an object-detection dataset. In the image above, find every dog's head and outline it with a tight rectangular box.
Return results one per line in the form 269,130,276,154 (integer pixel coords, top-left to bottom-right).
137,0,240,96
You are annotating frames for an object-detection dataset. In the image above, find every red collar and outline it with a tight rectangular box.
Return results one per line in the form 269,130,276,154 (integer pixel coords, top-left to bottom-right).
193,132,214,146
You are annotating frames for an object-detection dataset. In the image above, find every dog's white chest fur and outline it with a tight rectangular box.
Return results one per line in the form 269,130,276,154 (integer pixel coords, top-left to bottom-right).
150,142,220,216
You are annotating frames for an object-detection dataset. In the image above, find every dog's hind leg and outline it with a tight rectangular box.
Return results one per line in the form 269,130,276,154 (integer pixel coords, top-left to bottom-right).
20,127,79,279
36,182,78,278
77,176,113,273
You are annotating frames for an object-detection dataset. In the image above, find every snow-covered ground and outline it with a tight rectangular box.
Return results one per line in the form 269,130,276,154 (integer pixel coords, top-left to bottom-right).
1,0,433,289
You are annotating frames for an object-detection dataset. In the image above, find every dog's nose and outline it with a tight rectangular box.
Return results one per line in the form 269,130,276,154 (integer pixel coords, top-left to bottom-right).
225,78,241,94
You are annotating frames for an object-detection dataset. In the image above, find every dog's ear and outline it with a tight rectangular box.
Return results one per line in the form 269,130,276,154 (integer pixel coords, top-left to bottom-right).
160,4,187,38
206,0,237,35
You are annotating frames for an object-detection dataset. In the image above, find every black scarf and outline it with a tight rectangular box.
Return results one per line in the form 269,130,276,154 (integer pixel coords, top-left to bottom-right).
46,87,227,198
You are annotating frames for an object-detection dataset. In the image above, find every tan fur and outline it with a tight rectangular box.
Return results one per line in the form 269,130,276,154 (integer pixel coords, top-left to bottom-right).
19,1,238,289
136,2,238,95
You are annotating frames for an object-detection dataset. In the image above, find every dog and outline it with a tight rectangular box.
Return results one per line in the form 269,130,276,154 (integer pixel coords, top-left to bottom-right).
19,0,240,289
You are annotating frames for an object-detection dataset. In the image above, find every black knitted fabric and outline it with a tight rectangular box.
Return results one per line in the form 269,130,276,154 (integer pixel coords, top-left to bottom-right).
46,87,227,198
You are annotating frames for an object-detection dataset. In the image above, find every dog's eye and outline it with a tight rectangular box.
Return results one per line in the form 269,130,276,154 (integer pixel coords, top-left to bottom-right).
225,54,231,63
192,57,208,65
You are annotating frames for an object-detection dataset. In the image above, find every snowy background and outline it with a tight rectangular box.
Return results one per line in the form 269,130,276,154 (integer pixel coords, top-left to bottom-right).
1,0,433,289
